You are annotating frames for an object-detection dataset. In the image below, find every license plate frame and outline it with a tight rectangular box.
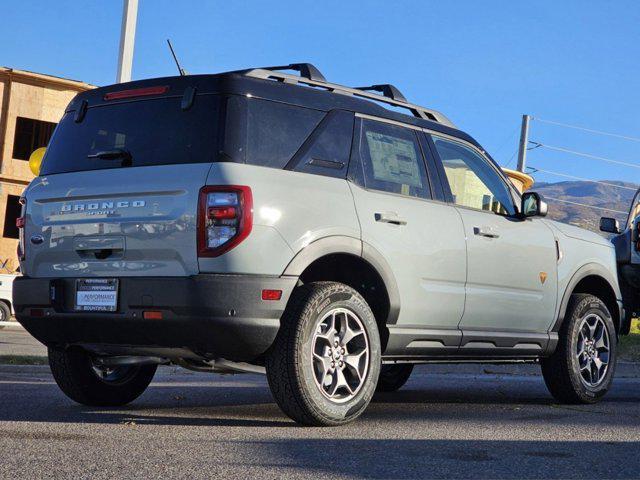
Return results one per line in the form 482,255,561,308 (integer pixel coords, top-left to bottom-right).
75,278,119,312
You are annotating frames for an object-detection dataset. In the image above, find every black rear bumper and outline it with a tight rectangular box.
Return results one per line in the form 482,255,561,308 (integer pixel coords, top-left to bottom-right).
13,274,297,362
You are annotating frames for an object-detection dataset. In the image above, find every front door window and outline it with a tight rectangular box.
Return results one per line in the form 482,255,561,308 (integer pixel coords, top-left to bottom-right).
432,136,515,215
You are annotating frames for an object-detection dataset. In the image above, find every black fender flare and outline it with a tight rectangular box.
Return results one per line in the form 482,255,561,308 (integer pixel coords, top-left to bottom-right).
552,262,622,333
282,236,401,325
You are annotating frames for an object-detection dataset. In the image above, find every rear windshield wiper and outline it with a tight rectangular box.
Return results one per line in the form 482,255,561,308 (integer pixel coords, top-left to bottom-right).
87,148,132,166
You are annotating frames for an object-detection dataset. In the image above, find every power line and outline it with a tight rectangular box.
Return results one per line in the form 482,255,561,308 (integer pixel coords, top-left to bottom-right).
492,124,521,159
530,142,640,170
533,117,640,143
545,196,627,214
527,166,638,191
504,147,519,168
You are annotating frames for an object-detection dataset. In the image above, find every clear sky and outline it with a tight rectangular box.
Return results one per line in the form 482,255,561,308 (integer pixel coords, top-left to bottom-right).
2,0,639,185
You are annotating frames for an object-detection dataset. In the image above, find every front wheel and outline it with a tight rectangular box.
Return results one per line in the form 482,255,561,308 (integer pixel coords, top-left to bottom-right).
48,347,157,406
266,282,381,426
541,294,617,404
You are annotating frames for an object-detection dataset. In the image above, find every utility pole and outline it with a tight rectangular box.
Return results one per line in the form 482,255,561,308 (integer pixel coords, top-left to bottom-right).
516,114,531,173
116,0,139,83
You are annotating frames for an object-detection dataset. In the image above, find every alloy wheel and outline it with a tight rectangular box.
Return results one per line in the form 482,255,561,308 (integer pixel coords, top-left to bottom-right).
311,307,370,403
91,363,136,384
576,313,610,387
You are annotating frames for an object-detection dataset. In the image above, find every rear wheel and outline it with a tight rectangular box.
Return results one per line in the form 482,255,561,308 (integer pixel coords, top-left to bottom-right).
48,347,157,406
541,294,617,404
376,364,414,392
266,282,381,426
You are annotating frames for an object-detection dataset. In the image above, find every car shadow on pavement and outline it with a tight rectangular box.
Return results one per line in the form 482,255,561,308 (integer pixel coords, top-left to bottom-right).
1,369,639,430
218,438,640,479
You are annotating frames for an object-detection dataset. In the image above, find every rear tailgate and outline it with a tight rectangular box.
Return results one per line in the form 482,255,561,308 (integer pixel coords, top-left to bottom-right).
20,82,222,278
23,163,210,277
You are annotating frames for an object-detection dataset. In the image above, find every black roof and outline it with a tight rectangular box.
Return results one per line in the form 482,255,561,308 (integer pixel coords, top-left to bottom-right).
67,69,487,155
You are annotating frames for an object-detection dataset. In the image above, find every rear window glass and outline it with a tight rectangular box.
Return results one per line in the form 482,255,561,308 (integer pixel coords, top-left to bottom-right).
40,95,221,175
224,97,324,169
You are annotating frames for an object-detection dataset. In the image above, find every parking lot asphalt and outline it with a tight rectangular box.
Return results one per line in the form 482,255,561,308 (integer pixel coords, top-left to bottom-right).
0,325,46,358
0,352,639,479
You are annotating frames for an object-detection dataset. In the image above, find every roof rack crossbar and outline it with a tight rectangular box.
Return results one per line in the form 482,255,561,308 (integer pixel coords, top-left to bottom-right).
253,63,326,82
354,84,407,103
241,67,455,128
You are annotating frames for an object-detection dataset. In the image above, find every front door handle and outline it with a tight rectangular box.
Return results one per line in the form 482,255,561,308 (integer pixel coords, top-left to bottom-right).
473,226,499,238
375,212,407,226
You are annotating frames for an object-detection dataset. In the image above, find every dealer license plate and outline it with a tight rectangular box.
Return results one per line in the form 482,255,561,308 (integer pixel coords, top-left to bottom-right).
75,279,118,312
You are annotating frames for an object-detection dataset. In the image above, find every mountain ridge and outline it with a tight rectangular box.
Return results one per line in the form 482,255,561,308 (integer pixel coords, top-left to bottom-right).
532,179,638,231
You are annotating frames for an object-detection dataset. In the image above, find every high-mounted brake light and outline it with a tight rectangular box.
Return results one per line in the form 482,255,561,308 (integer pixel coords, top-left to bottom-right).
198,186,253,257
103,85,169,101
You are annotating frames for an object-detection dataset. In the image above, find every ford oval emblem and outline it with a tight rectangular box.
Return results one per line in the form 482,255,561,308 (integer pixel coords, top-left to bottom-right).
30,235,44,245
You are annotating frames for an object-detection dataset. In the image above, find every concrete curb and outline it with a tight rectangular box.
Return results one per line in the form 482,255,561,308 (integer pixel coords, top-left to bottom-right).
2,362,639,377
0,321,23,328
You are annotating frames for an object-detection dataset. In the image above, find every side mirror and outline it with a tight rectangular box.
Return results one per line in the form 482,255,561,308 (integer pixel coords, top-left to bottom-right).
599,217,621,234
521,191,548,218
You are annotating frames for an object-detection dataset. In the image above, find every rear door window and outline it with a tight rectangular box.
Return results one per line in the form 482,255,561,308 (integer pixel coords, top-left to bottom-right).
358,119,431,199
41,95,221,175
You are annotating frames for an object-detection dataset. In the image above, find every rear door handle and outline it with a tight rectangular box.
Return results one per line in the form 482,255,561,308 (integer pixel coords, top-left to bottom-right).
375,212,407,226
473,226,499,238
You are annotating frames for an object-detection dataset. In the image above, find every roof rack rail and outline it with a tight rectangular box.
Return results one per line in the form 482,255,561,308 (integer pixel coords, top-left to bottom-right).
251,63,327,82
354,84,407,103
240,66,455,127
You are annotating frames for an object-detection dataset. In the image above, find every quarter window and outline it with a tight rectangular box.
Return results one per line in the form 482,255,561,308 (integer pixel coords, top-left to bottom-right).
359,120,430,199
432,136,515,215
289,110,354,179
224,97,324,169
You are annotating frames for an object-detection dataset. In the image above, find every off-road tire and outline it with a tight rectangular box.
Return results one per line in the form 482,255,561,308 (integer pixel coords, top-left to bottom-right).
48,347,157,407
541,294,617,404
376,364,414,392
266,281,381,426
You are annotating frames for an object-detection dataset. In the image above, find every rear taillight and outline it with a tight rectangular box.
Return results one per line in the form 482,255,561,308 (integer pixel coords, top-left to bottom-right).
197,186,253,257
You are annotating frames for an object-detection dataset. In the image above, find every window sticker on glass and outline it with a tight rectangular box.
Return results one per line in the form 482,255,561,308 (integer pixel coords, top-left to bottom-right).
365,131,423,188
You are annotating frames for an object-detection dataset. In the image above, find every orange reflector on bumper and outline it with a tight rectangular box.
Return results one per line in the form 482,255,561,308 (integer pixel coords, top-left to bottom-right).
143,311,163,320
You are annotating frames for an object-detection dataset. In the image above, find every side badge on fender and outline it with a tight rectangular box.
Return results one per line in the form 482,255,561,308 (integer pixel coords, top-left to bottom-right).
539,272,548,285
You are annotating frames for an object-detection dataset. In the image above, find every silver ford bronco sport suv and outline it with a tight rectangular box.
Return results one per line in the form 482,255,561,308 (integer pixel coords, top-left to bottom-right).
14,63,627,426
